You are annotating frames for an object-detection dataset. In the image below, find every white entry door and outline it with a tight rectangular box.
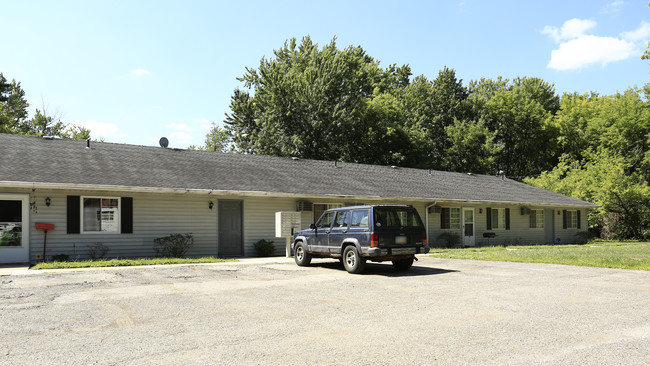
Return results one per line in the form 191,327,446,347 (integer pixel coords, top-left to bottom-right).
0,194,30,264
462,207,475,247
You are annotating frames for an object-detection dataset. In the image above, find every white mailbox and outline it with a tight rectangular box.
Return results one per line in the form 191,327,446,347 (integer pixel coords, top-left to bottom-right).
275,211,301,257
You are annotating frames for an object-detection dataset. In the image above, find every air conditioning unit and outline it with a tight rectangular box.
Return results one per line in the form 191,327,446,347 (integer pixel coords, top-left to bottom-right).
520,207,531,215
296,201,313,212
428,205,442,214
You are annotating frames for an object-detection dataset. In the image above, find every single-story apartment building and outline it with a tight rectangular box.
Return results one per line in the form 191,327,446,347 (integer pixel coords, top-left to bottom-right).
0,133,597,264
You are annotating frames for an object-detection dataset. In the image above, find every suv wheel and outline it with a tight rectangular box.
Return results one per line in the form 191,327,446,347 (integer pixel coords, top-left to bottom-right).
392,258,414,271
343,245,366,274
294,242,312,266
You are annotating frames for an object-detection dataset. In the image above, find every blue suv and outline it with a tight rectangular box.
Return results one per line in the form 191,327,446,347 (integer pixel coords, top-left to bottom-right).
292,204,429,273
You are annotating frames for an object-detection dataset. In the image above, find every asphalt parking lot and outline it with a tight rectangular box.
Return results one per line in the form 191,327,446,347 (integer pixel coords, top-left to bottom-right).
1,256,649,365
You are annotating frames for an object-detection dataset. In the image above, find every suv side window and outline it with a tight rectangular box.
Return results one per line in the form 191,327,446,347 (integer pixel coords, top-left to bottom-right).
333,211,350,228
350,210,369,228
316,212,335,229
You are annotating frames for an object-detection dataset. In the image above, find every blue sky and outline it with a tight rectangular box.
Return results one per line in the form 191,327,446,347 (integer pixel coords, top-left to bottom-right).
1,0,648,148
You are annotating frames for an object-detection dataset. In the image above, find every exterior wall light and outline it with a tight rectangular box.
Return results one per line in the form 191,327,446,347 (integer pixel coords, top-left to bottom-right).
209,201,214,210
45,197,51,207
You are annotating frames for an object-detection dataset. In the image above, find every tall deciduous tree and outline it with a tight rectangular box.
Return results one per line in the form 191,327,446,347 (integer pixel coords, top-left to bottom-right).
1,72,90,140
527,86,650,239
401,67,469,169
474,77,560,178
224,36,413,165
0,73,29,133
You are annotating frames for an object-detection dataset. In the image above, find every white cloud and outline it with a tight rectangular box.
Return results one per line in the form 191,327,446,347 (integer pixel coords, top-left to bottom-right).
547,35,635,71
542,18,646,71
621,21,650,42
541,18,596,43
74,120,122,140
130,69,150,76
601,1,626,14
166,123,194,132
169,132,194,144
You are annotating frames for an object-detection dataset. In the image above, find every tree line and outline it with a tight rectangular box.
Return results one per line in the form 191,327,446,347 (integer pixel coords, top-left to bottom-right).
0,73,89,140
210,36,649,240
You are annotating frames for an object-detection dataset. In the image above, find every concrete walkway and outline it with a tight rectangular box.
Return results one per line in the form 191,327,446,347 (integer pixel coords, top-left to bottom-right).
0,264,31,276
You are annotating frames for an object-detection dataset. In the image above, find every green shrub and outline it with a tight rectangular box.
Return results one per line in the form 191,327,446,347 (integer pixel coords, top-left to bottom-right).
51,253,70,262
87,243,110,260
153,233,194,257
254,239,276,257
574,231,592,244
437,232,461,248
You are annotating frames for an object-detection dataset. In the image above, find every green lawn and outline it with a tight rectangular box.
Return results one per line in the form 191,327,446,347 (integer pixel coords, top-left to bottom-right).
428,241,650,270
31,257,236,270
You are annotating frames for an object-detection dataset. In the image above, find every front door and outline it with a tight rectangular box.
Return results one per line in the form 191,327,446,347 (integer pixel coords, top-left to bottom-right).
544,208,555,244
0,194,30,264
218,200,243,256
462,207,475,247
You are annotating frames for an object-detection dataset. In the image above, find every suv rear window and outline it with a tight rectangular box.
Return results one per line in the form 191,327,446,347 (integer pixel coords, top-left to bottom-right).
373,207,423,228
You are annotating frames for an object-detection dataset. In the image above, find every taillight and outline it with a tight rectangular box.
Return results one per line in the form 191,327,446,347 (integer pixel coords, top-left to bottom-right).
370,234,379,247
422,232,427,245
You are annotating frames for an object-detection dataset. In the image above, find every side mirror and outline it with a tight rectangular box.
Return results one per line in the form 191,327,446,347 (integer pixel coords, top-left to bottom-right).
309,223,316,229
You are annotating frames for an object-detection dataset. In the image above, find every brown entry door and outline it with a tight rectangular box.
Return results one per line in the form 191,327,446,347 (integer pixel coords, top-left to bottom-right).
218,200,243,256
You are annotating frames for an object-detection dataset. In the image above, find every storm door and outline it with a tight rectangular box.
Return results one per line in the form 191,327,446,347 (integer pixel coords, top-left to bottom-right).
462,207,475,247
218,200,243,256
0,194,30,264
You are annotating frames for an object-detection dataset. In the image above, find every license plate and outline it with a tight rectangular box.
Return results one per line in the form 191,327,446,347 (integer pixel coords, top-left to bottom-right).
395,235,407,245
392,247,416,254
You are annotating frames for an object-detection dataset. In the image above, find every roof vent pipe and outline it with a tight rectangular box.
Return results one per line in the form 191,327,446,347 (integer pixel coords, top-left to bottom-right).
86,139,90,149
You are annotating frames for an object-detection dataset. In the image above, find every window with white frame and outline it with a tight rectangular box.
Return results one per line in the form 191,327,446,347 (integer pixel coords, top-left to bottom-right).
491,208,506,229
82,197,119,232
441,208,461,230
529,209,544,228
566,210,578,229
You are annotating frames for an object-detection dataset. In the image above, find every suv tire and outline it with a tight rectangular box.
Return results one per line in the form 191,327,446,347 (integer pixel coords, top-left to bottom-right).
342,245,366,274
294,242,312,266
392,258,414,271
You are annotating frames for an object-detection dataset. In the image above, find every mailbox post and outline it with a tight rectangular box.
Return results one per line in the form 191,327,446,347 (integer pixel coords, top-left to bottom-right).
275,212,301,257
35,223,55,262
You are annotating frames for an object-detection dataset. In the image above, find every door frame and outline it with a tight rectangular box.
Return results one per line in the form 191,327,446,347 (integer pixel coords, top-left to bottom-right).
461,207,475,247
217,199,244,256
0,193,30,264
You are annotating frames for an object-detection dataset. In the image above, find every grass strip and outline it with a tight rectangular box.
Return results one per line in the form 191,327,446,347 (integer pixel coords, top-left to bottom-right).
428,241,650,270
32,257,236,270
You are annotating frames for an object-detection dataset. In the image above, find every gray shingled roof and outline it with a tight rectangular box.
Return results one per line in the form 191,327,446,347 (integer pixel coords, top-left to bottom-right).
0,133,596,207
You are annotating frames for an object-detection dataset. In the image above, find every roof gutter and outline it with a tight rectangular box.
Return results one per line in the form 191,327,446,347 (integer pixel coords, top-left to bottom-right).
0,181,598,208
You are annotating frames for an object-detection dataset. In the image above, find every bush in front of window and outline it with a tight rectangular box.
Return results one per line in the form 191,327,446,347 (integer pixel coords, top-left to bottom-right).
51,253,71,262
87,243,110,260
254,239,276,257
574,231,592,245
437,232,461,248
153,233,194,258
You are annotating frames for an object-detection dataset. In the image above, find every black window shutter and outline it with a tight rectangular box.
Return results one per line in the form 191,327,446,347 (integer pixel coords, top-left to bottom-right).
486,208,492,230
121,197,133,234
563,210,568,229
505,208,510,230
576,210,581,229
67,195,80,234
440,208,449,230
